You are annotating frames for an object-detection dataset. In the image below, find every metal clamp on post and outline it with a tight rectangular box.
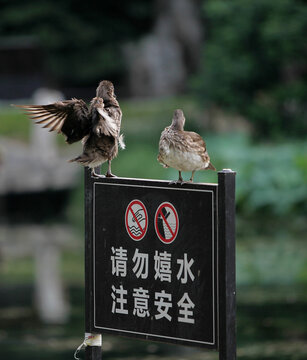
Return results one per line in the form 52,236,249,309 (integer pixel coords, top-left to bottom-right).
74,333,102,360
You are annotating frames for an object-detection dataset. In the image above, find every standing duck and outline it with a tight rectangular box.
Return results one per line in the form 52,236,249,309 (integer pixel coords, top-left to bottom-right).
14,80,125,178
158,109,216,183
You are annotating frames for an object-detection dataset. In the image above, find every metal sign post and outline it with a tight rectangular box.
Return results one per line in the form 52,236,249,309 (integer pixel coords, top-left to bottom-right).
84,168,102,360
218,170,236,360
84,169,236,360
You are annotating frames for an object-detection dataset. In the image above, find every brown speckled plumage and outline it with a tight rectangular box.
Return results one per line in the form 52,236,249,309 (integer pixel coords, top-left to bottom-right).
14,80,124,177
158,109,216,183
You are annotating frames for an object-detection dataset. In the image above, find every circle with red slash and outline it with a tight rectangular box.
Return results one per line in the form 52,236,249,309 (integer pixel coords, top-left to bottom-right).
125,200,148,241
154,202,179,244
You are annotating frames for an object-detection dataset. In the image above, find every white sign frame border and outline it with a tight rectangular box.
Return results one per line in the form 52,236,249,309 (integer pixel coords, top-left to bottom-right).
92,181,218,346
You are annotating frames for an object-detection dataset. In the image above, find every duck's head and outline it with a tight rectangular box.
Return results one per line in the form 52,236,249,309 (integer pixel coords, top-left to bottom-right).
96,80,115,100
171,109,185,131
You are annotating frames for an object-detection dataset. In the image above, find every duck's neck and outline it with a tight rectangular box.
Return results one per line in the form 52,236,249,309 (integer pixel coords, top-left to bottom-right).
171,122,184,131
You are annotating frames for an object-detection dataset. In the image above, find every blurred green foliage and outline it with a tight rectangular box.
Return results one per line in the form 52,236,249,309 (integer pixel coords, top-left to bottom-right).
193,0,307,138
237,238,307,285
2,0,307,139
0,0,154,86
0,107,30,140
208,134,307,216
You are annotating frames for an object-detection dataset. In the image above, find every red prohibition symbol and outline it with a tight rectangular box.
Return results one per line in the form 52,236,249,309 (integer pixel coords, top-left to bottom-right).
154,202,179,244
125,200,148,241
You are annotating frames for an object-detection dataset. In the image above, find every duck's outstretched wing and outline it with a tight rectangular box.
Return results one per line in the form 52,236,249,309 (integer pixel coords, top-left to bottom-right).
14,98,90,144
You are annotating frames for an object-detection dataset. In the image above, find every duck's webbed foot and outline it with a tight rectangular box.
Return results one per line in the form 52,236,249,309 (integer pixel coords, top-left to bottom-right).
91,169,105,179
169,171,185,185
187,170,195,183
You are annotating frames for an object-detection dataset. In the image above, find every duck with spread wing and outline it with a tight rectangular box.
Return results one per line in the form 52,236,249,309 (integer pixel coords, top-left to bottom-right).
14,80,125,178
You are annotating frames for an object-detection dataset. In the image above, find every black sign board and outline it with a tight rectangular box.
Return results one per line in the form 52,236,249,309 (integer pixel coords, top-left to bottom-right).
84,171,236,359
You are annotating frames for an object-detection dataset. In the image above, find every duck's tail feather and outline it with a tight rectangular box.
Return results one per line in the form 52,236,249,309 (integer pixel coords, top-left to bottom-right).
207,162,216,171
118,134,125,150
68,155,89,164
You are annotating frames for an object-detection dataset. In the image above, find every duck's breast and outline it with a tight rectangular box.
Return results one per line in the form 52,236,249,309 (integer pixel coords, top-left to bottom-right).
165,146,207,171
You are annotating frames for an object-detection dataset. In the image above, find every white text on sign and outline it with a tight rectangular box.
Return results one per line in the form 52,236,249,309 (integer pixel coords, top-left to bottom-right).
110,247,196,324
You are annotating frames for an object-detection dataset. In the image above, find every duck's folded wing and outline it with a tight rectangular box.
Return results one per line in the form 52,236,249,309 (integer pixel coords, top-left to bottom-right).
15,98,90,144
184,131,209,158
182,131,206,149
105,105,122,133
